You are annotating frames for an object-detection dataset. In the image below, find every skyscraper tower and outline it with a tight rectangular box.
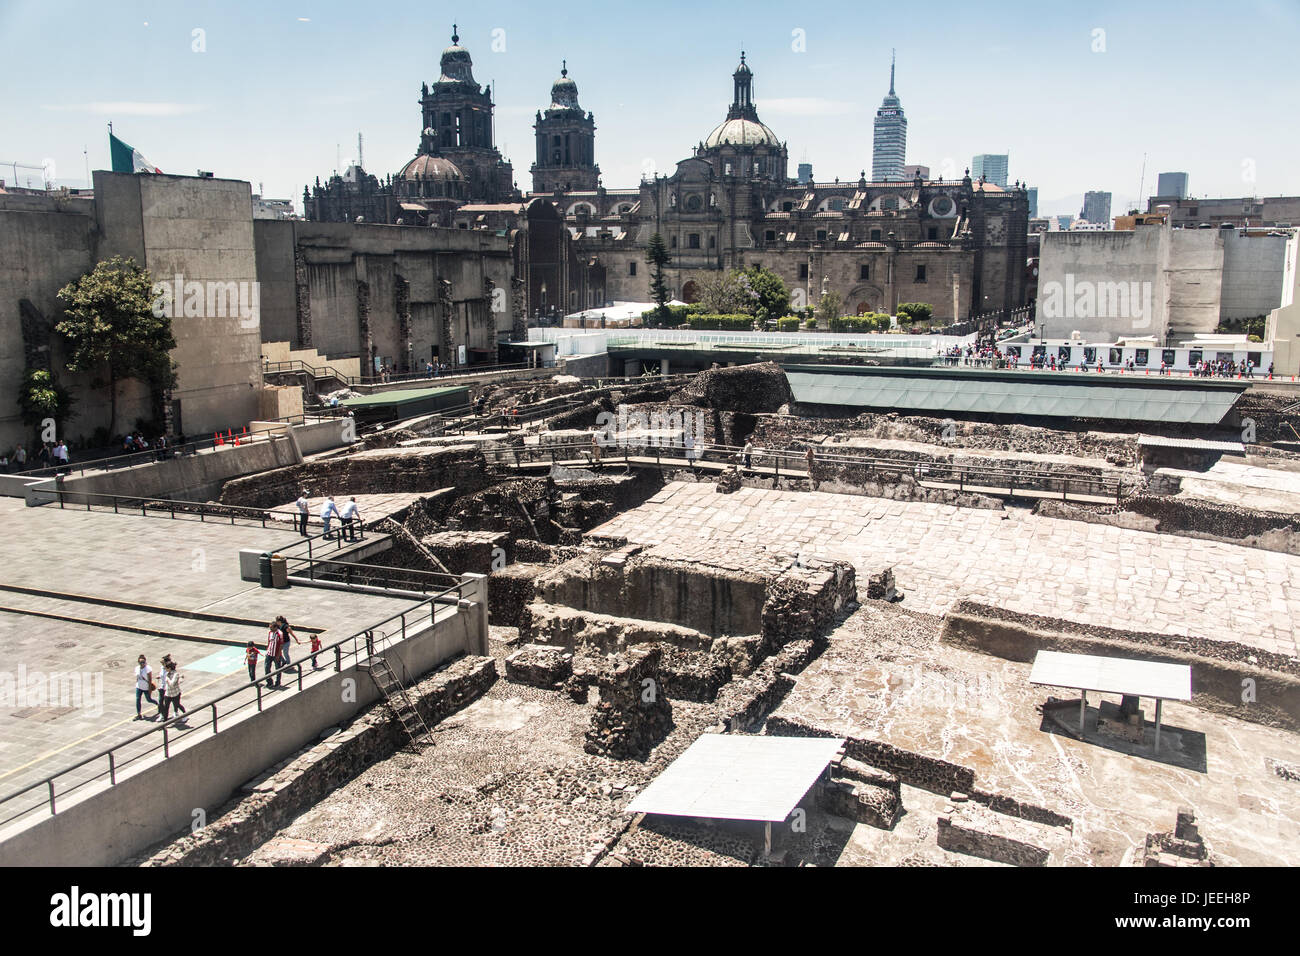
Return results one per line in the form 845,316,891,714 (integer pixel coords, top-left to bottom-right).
872,51,907,182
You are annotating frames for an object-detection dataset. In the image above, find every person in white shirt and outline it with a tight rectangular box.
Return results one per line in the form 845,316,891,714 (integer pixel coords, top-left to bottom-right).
339,497,361,542
320,496,339,539
295,490,310,536
133,655,156,720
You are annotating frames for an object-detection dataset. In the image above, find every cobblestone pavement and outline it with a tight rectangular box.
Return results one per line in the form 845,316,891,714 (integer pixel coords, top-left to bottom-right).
591,482,1300,659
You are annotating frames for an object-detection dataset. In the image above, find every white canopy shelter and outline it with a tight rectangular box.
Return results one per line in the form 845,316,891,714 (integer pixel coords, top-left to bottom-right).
1029,650,1192,749
626,733,845,851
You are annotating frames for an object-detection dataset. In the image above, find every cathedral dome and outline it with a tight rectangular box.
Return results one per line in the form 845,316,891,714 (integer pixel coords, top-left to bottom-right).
438,28,475,84
550,64,580,110
399,154,464,182
704,117,780,148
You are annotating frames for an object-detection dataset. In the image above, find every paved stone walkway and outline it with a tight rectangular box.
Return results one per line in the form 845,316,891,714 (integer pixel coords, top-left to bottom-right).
592,482,1300,659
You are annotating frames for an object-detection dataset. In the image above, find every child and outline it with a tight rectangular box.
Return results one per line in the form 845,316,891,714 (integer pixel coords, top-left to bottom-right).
244,640,260,684
309,632,322,669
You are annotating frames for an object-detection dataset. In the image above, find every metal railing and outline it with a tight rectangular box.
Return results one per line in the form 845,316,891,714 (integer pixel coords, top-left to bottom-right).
0,574,468,829
264,358,537,389
17,414,343,480
487,438,1124,501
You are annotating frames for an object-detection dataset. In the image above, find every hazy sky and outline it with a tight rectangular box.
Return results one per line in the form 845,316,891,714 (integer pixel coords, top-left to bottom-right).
3,0,1298,217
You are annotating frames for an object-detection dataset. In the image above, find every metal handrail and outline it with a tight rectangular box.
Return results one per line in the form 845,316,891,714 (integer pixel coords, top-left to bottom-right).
0,573,469,828
489,438,1124,498
17,415,342,479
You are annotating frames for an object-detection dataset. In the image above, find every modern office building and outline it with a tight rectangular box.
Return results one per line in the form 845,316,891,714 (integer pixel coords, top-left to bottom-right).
871,52,907,182
1080,190,1112,227
972,154,1009,188
1026,186,1038,218
1156,171,1189,200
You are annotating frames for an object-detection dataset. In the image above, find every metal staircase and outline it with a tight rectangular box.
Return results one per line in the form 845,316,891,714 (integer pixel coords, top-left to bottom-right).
365,657,433,750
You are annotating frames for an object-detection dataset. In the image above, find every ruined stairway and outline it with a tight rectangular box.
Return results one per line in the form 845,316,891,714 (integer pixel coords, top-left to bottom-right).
364,657,433,751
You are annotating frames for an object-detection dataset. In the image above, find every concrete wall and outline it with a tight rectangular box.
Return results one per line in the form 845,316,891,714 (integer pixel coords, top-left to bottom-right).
95,171,264,437
1266,232,1300,375
0,589,487,867
1037,225,1224,341
253,220,514,372
1220,231,1289,321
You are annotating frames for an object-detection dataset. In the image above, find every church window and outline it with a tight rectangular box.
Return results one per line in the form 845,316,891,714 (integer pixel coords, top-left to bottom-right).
686,194,702,212
670,235,678,248
915,265,927,282
782,202,793,212
799,263,809,279
829,198,846,211
816,230,828,241
709,235,715,248
689,234,701,249
629,262,637,276
765,230,776,241
870,229,882,241
927,227,938,241
859,264,870,280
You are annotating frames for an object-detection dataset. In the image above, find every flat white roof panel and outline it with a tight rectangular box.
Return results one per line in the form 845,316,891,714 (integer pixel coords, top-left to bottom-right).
1029,650,1192,701
625,733,845,823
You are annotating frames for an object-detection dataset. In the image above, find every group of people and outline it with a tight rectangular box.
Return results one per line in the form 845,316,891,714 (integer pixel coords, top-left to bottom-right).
424,361,454,378
132,654,187,722
1,440,69,473
247,615,322,689
294,490,363,540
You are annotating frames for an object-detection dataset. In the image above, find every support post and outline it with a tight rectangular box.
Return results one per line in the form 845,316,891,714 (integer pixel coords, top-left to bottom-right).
1154,698,1162,751
1079,691,1086,733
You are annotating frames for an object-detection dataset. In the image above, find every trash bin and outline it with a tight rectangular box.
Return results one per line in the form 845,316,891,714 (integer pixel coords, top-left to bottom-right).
270,553,289,589
258,552,273,589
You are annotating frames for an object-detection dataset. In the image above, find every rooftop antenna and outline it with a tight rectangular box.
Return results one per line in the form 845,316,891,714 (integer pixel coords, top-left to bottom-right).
890,49,896,94
1138,151,1147,208
358,132,364,170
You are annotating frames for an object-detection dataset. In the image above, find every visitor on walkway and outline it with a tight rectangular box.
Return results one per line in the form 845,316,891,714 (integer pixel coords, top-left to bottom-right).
278,616,301,675
320,496,340,539
155,655,173,718
742,441,754,469
591,432,602,469
340,497,361,541
426,361,434,378
265,622,284,689
295,489,310,536
308,631,322,669
12,444,25,471
134,655,156,720
53,440,69,470
805,446,818,490
684,431,697,466
244,641,260,683
161,661,186,720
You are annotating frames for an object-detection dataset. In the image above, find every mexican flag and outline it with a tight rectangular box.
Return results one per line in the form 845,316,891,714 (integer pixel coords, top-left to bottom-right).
109,132,161,174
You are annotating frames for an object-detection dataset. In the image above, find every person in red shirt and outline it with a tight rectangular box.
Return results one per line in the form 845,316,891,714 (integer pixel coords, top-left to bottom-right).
309,632,322,669
244,641,260,684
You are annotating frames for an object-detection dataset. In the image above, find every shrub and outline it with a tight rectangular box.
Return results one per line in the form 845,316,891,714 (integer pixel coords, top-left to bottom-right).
777,317,800,332
686,313,756,331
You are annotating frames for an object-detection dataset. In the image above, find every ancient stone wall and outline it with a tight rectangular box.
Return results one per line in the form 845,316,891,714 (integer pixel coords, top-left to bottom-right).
135,656,497,866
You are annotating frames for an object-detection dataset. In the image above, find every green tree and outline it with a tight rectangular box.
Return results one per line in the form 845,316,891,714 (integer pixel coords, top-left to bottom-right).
694,271,749,314
896,302,934,326
56,256,177,436
815,289,843,329
17,368,75,441
741,265,790,322
646,233,672,320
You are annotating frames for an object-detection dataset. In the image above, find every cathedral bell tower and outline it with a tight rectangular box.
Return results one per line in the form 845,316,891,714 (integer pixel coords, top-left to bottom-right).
531,61,599,194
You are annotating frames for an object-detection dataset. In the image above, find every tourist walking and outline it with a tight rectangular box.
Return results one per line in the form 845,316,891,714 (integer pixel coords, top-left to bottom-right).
13,444,25,471
162,661,186,720
308,631,322,669
805,446,818,490
742,441,754,470
591,432,602,469
277,616,301,674
340,496,361,542
265,621,284,688
295,489,310,536
134,655,156,720
320,496,340,539
155,655,173,719
244,641,260,683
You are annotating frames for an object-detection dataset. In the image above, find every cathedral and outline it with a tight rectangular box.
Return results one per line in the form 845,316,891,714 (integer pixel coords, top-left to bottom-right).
305,32,1031,325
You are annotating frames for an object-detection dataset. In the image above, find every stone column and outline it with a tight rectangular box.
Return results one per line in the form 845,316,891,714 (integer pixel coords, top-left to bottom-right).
395,275,412,372
438,277,454,366
294,248,313,349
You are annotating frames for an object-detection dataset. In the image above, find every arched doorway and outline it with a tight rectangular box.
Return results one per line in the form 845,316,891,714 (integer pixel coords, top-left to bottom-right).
682,280,699,304
856,301,872,315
